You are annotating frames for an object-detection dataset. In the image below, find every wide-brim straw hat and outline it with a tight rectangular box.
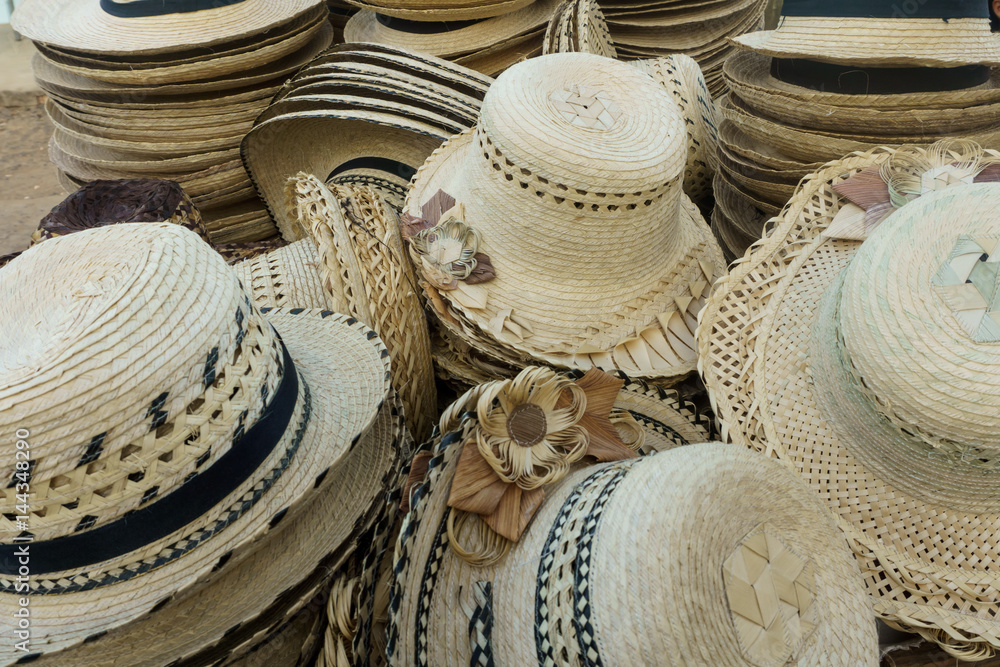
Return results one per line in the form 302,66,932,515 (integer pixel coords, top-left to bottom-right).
0,224,399,664
405,53,723,381
731,0,1000,68
29,6,329,85
630,54,718,206
450,28,545,77
390,398,877,664
543,0,618,58
698,143,1000,658
11,0,324,55
344,0,533,21
345,0,560,59
234,175,438,442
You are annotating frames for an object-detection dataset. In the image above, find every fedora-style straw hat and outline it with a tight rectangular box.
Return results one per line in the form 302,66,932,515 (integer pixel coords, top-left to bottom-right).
11,0,325,56
235,175,438,442
389,369,877,664
0,223,401,665
698,142,1000,658
733,0,1000,69
404,52,723,383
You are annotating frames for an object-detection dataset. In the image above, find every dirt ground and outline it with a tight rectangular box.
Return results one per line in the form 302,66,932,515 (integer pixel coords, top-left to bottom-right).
0,105,66,256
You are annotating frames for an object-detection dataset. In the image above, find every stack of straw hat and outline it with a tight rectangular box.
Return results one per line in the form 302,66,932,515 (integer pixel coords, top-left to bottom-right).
11,0,334,246
712,0,1000,261
342,0,561,76
403,53,723,388
389,366,877,665
699,145,1000,660
242,43,492,238
598,0,767,97
0,222,406,666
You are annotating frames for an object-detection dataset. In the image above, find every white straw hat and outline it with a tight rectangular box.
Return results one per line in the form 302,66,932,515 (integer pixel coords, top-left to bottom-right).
699,144,1000,659
732,0,1000,68
404,52,723,382
11,0,325,56
390,389,878,666
0,224,399,664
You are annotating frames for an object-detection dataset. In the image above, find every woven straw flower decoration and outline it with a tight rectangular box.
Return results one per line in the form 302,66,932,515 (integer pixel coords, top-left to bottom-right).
447,367,640,542
825,139,1000,241
410,218,482,290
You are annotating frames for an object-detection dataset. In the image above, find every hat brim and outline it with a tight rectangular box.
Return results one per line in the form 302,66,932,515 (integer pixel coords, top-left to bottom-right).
11,0,324,56
698,150,1000,656
732,18,1000,68
0,309,399,665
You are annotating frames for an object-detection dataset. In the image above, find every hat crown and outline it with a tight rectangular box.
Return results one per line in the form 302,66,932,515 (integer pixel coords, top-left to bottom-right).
0,224,283,542
474,53,686,201
838,184,1000,464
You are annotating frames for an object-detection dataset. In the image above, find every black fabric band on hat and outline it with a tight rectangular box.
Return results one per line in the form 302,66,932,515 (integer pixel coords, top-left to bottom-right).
328,157,417,182
0,341,299,576
375,14,481,33
779,0,987,19
771,58,991,94
100,0,248,18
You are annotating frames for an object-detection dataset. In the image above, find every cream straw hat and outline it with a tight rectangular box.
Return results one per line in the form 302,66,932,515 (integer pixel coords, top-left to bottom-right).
345,0,534,21
0,224,399,664
732,0,1000,68
405,52,723,382
699,143,1000,659
389,376,877,665
11,0,325,56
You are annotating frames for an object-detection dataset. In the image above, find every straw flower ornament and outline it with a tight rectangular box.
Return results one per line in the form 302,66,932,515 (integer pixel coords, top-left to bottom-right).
438,368,642,562
825,140,1000,241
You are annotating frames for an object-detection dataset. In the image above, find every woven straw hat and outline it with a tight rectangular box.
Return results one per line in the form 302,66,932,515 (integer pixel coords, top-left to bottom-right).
405,53,723,382
732,0,1000,68
344,0,533,21
0,224,400,664
11,0,324,56
543,0,618,58
630,54,718,206
344,0,560,59
235,175,438,442
698,144,1000,658
390,385,877,665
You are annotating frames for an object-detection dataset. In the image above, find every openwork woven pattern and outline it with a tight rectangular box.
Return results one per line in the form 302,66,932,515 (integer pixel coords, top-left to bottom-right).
698,146,1000,660
234,239,332,310
290,174,438,442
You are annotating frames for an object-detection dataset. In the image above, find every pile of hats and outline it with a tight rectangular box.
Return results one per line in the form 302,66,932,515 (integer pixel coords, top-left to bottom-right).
11,0,334,245
342,0,561,76
402,52,723,390
0,221,404,666
712,0,1000,260
599,0,767,96
542,0,617,58
699,141,1000,662
242,43,492,238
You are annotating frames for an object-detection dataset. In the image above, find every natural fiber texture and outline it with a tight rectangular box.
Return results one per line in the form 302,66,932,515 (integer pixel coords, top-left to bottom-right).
234,239,332,310
221,592,327,666
390,426,878,664
630,54,718,206
343,0,533,21
11,0,324,55
0,225,397,665
698,146,1000,660
289,174,438,442
732,17,1000,68
407,53,723,383
543,0,618,58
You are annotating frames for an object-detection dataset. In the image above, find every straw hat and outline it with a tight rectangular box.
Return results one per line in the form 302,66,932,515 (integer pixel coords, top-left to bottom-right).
732,0,1000,68
389,372,877,664
0,224,400,664
11,0,325,56
543,0,618,58
630,54,718,206
344,1,560,59
405,53,724,382
698,143,1000,658
233,176,438,442
344,0,534,21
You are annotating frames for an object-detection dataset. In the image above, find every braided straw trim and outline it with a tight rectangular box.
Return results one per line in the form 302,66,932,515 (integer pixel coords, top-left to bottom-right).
291,174,437,441
697,146,1000,660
